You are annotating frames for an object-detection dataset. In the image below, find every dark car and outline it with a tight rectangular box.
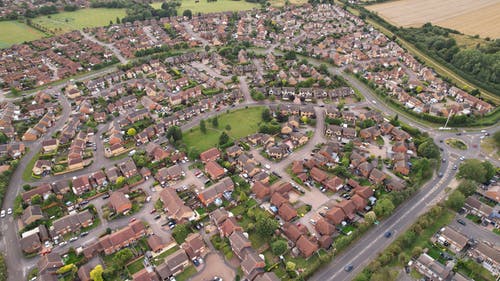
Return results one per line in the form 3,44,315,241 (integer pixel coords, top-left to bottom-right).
344,265,354,272
384,231,392,238
192,258,200,266
457,219,466,226
102,193,110,199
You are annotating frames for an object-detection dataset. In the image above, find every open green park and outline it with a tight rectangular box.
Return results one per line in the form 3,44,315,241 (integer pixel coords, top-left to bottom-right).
183,106,264,151
151,0,260,13
0,21,47,48
31,8,126,34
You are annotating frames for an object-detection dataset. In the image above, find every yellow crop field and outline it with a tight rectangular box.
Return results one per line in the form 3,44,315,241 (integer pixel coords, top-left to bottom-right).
367,0,500,38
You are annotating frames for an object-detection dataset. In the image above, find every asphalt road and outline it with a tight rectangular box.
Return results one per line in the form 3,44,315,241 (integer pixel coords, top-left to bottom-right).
311,156,460,281
0,43,498,281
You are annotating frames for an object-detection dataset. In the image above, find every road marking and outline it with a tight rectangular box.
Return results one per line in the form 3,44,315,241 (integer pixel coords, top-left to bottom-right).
322,161,455,281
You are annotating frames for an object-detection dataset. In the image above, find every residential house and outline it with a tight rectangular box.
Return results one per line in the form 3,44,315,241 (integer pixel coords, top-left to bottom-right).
198,177,234,206
278,203,297,222
199,147,221,163
464,197,493,219
205,161,225,180
241,250,266,281
159,188,195,222
228,231,252,260
72,175,92,195
38,252,63,274
181,233,207,259
296,236,319,258
51,210,93,236
21,205,44,226
109,191,132,214
155,249,190,279
469,242,500,275
413,253,452,281
437,227,468,253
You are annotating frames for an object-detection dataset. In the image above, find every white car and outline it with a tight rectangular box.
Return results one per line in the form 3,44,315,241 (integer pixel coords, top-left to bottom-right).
0,210,5,218
7,208,12,215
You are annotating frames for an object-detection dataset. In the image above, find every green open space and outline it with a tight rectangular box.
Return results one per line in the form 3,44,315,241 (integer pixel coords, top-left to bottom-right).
151,0,259,14
175,265,197,281
32,8,126,34
0,21,47,48
183,106,264,151
445,138,467,150
126,258,145,275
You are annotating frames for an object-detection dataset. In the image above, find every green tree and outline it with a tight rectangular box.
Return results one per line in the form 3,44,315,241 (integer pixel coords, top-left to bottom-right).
481,161,495,183
0,132,8,144
446,190,465,211
417,140,440,159
127,128,137,136
166,126,182,142
493,131,500,149
219,132,229,145
457,179,477,197
30,194,42,205
56,264,76,274
262,108,272,122
188,148,200,160
458,159,489,183
200,119,207,134
225,124,231,131
212,117,219,128
182,9,192,19
374,198,395,218
286,261,296,271
271,240,287,255
255,216,278,237
112,248,134,268
89,265,104,281
364,211,377,224
172,223,190,244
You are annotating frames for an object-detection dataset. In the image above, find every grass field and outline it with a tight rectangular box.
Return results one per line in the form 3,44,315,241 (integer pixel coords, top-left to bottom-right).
151,0,259,13
32,8,126,34
445,138,467,150
346,5,500,105
366,0,500,38
0,21,47,48
183,107,264,151
269,0,307,7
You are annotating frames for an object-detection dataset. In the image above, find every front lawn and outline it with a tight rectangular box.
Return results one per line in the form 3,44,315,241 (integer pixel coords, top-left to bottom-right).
175,265,197,281
152,245,180,266
183,107,264,151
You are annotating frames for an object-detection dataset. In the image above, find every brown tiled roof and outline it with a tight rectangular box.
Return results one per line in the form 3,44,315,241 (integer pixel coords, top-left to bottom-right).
278,203,297,222
315,218,335,236
252,181,270,199
296,236,319,258
326,207,346,225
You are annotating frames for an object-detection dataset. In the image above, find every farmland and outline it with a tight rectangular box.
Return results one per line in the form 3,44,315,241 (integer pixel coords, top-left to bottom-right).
366,0,500,38
150,0,259,14
32,8,126,35
0,21,47,48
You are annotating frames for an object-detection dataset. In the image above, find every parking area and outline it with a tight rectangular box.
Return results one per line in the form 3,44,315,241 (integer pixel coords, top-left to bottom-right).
189,253,235,281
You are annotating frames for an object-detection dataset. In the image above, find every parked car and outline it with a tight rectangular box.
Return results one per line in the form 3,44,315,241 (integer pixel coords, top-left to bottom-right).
80,231,89,237
384,231,392,238
154,215,161,220
130,217,137,223
69,237,78,242
0,210,5,218
457,219,466,226
6,208,12,215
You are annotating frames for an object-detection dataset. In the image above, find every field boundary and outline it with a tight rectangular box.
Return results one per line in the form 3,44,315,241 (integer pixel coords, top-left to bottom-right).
346,4,500,105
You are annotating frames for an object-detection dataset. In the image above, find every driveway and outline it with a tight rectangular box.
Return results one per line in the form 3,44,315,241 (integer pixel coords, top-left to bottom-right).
189,253,236,281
